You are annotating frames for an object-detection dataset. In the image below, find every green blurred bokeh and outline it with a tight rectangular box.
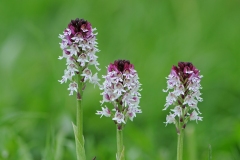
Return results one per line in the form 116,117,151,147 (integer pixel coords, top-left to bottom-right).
0,0,240,160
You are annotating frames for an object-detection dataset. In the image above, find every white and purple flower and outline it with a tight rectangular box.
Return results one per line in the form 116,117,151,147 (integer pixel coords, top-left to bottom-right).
58,18,100,95
163,62,203,129
96,60,142,129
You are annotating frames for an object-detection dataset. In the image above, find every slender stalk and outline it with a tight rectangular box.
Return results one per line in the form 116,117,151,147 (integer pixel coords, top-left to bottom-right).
177,102,185,160
177,128,184,160
116,126,125,160
76,73,84,148
77,95,83,144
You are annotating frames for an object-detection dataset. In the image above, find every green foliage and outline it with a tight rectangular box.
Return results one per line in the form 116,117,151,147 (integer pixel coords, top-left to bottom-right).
72,123,86,160
209,144,212,160
0,0,240,159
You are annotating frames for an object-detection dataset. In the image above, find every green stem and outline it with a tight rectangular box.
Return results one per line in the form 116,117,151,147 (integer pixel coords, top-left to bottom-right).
116,126,125,160
77,73,84,145
177,128,184,160
77,95,83,145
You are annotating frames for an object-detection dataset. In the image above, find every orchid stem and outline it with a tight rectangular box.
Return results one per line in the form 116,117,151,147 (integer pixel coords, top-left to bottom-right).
117,126,125,160
177,128,184,160
76,73,86,160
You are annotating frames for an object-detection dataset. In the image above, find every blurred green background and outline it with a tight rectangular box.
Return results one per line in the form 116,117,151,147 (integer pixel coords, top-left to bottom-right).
0,0,240,159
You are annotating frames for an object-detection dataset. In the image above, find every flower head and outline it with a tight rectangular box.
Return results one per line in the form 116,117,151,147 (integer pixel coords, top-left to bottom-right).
58,18,100,95
96,60,142,129
163,62,203,129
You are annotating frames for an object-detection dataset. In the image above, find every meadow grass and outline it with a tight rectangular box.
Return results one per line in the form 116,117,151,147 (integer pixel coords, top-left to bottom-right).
0,0,240,159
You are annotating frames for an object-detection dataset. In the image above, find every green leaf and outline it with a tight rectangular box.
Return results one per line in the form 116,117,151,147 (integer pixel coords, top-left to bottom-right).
117,146,125,160
72,122,86,160
119,146,125,160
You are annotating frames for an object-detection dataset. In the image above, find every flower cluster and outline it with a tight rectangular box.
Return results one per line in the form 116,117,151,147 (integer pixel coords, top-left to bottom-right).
96,60,142,128
163,62,203,127
58,18,100,95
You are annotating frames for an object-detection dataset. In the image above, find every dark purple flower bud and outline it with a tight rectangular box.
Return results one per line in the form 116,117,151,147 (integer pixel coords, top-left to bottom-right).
113,60,131,72
182,124,186,129
68,18,93,39
176,62,200,80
